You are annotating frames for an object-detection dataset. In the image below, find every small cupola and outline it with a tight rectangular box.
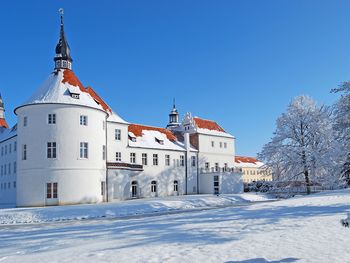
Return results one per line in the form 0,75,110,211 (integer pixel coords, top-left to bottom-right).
166,98,180,129
54,8,73,70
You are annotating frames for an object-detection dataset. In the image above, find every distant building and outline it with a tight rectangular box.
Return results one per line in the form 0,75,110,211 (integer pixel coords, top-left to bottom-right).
234,156,272,183
0,11,242,207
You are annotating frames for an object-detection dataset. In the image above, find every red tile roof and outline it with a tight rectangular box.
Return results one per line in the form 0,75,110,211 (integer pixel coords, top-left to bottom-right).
0,118,8,129
193,117,225,132
128,124,177,141
86,86,112,113
235,156,259,164
61,69,85,92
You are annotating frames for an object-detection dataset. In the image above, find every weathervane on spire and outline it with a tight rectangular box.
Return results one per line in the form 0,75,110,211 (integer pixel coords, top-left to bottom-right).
59,8,64,25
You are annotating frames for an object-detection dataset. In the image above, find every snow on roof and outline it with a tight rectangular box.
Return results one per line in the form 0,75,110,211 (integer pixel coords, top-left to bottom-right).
234,156,264,168
19,69,104,112
0,118,8,129
0,125,17,143
128,124,195,151
193,117,233,138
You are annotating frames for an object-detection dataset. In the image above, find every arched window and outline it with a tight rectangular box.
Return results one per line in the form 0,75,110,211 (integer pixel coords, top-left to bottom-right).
173,180,178,192
131,181,138,198
151,181,157,193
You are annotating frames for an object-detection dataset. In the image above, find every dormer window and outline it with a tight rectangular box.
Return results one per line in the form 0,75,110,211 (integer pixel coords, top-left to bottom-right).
155,137,164,145
71,94,79,99
128,132,136,142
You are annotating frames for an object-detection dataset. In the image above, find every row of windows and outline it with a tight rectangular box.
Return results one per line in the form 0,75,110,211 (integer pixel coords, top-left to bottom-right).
0,162,16,176
130,180,179,197
22,114,104,128
1,142,16,156
21,142,94,160
115,152,196,167
0,181,16,190
204,162,229,172
242,169,272,176
211,141,227,149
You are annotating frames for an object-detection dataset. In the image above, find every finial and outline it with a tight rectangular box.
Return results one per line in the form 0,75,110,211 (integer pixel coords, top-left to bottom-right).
59,8,64,26
173,98,176,109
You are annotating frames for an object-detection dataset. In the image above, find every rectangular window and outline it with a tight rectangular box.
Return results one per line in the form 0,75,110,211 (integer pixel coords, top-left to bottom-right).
214,175,219,194
1,165,3,176
13,162,16,174
53,183,58,198
1,147,3,156
80,142,88,159
22,144,27,160
215,163,219,172
102,145,106,160
23,116,28,127
13,181,16,188
116,152,121,162
165,155,170,166
142,153,148,165
14,142,17,152
101,181,105,196
191,156,196,167
205,162,210,170
153,154,158,166
211,141,214,147
224,142,227,148
9,144,11,154
115,129,121,140
180,155,185,166
224,163,228,171
8,163,11,174
5,145,7,155
46,183,52,198
80,115,88,126
130,153,136,164
48,114,56,124
220,142,223,148
47,142,57,159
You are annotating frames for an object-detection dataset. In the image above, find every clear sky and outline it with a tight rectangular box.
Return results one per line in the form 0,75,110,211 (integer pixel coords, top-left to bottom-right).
0,0,349,156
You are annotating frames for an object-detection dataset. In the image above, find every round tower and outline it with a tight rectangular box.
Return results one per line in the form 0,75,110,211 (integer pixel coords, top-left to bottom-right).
15,10,108,207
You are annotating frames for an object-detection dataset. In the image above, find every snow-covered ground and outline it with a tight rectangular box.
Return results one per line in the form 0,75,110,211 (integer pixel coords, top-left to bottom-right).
1,190,350,262
0,193,270,225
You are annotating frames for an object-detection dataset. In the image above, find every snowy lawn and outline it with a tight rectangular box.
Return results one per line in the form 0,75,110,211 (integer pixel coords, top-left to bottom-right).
0,190,350,262
0,193,271,225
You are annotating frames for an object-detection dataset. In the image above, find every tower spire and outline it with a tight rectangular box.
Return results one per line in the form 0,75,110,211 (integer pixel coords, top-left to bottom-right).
167,98,180,129
54,8,73,70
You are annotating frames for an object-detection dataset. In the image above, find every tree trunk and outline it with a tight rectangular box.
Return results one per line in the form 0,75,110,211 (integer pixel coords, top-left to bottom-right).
304,169,311,195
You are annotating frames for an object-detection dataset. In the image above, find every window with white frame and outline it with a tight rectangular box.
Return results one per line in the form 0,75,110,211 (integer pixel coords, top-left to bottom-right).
180,155,185,166
142,153,147,165
215,163,219,172
205,162,210,170
46,182,58,199
220,142,223,148
115,152,121,162
48,114,56,124
115,129,121,140
191,156,196,167
102,145,106,160
153,154,158,166
80,142,88,159
173,180,178,192
80,115,88,126
47,142,57,158
165,154,170,166
130,153,136,164
224,142,227,148
211,141,214,147
151,181,157,193
22,144,27,160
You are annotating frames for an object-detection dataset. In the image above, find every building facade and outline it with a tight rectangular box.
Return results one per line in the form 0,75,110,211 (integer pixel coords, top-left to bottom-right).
235,156,272,183
0,12,242,207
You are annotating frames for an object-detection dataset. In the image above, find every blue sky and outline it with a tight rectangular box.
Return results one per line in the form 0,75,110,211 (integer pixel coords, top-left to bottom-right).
0,0,349,156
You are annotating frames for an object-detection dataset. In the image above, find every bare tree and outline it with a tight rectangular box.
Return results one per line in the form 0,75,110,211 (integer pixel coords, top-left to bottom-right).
259,95,336,194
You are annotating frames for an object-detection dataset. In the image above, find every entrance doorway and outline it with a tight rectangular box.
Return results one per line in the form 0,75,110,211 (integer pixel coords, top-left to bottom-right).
131,181,138,198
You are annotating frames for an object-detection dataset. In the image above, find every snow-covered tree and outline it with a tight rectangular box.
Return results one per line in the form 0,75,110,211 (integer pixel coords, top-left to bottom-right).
258,95,336,194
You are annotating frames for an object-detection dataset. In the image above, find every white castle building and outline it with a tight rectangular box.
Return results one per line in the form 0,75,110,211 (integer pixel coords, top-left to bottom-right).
0,12,242,207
